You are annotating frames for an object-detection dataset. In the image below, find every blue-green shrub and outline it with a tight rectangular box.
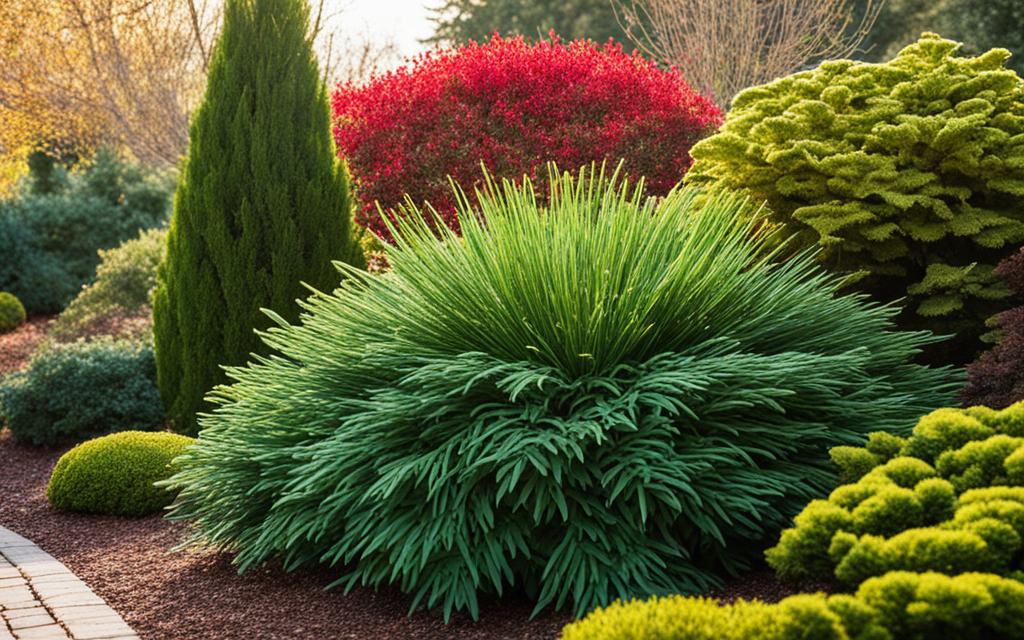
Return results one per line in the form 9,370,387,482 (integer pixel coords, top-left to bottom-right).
0,150,171,314
0,338,164,445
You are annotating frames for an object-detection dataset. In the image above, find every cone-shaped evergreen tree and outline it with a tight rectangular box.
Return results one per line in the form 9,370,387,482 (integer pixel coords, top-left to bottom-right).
153,0,363,435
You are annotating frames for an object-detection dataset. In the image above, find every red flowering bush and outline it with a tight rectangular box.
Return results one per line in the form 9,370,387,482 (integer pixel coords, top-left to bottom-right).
332,34,722,239
962,247,1024,408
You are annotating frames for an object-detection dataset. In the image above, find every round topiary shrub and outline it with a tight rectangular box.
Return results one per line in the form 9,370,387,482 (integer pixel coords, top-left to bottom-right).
164,168,959,620
48,431,194,516
0,291,26,333
332,34,722,240
0,338,164,445
686,34,1024,362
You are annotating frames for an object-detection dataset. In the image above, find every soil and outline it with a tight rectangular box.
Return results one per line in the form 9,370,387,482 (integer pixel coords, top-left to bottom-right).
0,315,54,377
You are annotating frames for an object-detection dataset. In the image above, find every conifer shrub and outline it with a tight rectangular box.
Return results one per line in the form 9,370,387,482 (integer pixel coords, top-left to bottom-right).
962,247,1024,408
767,401,1024,585
153,0,365,436
163,168,957,620
47,431,194,516
562,572,1024,640
0,338,164,445
0,150,171,315
686,34,1024,362
0,292,25,333
52,228,166,341
331,34,722,240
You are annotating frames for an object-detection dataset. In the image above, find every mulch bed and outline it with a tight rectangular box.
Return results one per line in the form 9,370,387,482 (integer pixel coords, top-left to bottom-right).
0,317,830,639
0,315,54,376
0,431,830,640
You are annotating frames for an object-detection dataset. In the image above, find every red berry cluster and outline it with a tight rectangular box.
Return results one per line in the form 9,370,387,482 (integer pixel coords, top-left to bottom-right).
332,33,722,240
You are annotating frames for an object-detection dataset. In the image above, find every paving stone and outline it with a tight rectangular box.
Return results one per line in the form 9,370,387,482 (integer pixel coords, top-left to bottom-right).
62,619,135,640
10,625,69,640
2,607,50,621
6,611,58,630
48,607,122,624
0,578,26,589
0,626,15,640
40,592,105,609
0,586,36,608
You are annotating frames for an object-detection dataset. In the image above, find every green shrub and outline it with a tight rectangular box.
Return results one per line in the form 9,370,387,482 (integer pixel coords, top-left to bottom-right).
0,338,164,445
163,167,958,620
686,34,1024,362
562,572,1024,640
51,228,165,340
48,431,194,516
0,150,172,315
153,0,364,436
767,401,1024,584
0,292,25,332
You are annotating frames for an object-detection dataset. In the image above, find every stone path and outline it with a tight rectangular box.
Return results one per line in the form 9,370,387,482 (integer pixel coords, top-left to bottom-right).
0,527,137,640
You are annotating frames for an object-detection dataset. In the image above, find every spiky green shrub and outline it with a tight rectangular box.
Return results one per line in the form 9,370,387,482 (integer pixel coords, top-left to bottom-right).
686,34,1024,362
52,228,165,341
48,431,194,516
0,292,25,333
767,401,1024,585
152,0,364,436
561,571,1024,640
164,168,958,620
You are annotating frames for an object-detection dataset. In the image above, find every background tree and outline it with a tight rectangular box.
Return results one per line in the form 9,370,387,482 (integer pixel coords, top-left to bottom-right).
429,0,628,45
152,0,364,435
616,0,882,108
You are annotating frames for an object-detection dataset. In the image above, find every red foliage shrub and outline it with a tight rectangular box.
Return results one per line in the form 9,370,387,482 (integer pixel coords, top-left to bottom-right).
332,34,722,239
962,247,1024,408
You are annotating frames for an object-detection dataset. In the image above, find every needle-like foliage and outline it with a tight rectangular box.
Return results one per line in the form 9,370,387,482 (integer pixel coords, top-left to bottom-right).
164,167,960,620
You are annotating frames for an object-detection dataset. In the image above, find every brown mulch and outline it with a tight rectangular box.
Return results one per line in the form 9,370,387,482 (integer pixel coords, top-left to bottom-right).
0,315,55,376
0,429,831,640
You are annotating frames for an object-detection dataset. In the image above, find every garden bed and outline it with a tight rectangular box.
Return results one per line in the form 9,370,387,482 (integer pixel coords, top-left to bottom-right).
0,429,826,639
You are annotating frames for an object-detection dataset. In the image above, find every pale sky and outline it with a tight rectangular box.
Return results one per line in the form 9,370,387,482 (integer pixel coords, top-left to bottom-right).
332,0,438,62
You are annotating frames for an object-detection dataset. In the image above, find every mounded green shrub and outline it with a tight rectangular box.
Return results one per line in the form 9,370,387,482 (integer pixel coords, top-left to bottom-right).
767,401,1024,585
164,167,958,620
686,34,1024,361
0,150,171,315
0,338,164,445
51,228,166,341
0,292,25,333
47,431,194,516
153,0,365,436
561,571,1024,640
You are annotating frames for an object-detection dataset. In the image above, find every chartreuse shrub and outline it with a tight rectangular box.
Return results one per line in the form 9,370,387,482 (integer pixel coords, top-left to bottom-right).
48,431,194,516
561,571,1024,640
686,34,1024,361
0,338,164,445
52,228,166,341
163,167,958,620
0,292,25,332
766,401,1024,586
153,0,364,436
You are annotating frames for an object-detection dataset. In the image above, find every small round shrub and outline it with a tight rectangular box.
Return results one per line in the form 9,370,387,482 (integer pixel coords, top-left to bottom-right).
0,292,26,332
47,431,194,516
164,168,958,620
686,34,1024,362
0,338,164,445
332,34,722,240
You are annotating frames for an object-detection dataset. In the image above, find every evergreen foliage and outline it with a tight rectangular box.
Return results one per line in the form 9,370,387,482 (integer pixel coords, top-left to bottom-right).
686,34,1024,362
428,0,627,46
48,431,194,517
766,401,1024,585
152,0,364,435
163,168,957,620
562,571,1024,640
